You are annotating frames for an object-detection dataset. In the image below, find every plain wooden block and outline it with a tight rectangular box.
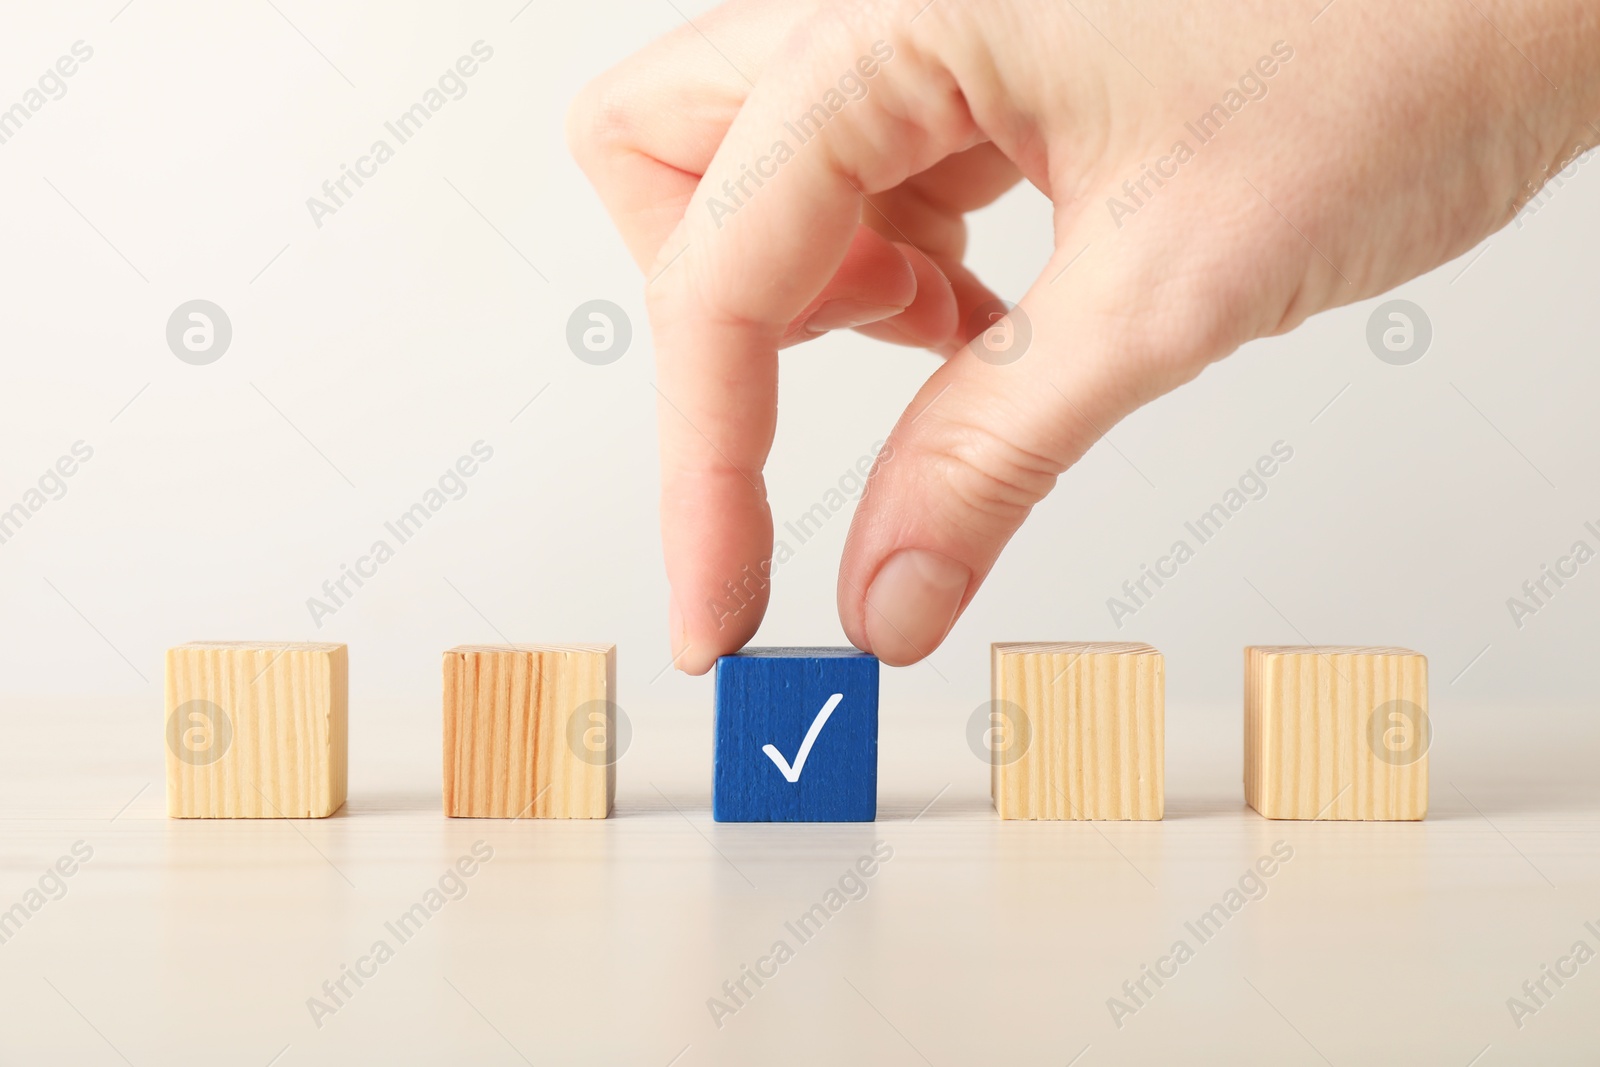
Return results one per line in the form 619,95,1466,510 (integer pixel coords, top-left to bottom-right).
1244,646,1429,820
442,644,616,819
713,648,879,822
164,642,348,818
990,642,1164,820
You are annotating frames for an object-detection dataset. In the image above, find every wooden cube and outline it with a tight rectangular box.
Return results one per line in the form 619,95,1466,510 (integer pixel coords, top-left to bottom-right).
713,648,879,822
164,642,348,818
442,644,616,819
1244,645,1429,820
990,642,1164,820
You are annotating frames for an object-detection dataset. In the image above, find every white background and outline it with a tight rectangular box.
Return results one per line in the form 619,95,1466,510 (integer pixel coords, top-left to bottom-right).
2,2,1597,728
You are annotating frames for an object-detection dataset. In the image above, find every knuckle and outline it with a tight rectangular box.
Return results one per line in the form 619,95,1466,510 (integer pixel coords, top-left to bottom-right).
564,74,638,171
913,416,1062,522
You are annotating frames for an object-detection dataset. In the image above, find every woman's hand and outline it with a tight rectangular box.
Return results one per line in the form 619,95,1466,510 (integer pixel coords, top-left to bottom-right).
569,0,1600,672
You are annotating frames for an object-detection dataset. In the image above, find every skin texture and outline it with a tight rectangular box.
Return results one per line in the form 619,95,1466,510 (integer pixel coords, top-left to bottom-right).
568,0,1600,673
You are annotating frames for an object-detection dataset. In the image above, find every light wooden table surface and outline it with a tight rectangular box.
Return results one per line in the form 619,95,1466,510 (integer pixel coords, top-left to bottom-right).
1,696,1595,1065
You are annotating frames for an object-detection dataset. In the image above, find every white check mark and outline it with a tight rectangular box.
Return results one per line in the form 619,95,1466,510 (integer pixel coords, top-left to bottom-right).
762,693,844,783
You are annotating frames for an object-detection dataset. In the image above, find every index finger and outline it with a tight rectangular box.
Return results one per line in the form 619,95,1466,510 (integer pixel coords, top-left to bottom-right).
650,20,965,672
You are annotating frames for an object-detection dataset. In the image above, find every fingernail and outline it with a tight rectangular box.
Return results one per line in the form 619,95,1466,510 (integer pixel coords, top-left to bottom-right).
863,549,970,667
803,300,904,334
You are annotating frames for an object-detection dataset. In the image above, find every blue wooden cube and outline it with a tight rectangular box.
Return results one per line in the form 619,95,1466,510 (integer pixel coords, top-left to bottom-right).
713,647,880,822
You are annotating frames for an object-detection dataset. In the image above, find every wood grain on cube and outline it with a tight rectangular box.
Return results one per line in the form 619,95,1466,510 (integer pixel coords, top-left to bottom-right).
1244,646,1429,821
164,642,348,818
442,645,616,819
991,642,1164,820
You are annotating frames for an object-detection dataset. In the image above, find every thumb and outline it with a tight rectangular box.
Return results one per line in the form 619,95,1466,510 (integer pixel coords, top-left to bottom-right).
837,248,1205,666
